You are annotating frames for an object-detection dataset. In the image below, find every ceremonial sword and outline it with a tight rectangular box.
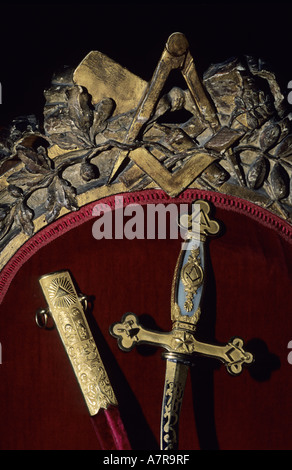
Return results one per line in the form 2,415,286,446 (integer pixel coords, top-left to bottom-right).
36,270,131,450
110,200,254,450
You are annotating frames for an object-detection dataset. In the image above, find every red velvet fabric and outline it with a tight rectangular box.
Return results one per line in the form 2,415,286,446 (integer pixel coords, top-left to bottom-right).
0,189,291,450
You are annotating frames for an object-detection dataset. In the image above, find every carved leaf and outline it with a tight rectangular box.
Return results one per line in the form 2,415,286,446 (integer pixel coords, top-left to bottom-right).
35,146,52,169
17,145,52,174
234,96,245,111
0,205,15,240
246,113,258,130
0,205,8,221
247,156,268,189
259,124,280,151
90,98,115,142
7,168,47,187
44,114,86,150
7,184,23,198
56,178,78,211
274,134,292,161
45,177,78,223
270,162,290,200
66,85,93,133
14,201,34,236
45,186,61,224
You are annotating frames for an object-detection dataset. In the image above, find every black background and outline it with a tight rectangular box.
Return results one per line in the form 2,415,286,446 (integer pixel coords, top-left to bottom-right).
0,2,291,127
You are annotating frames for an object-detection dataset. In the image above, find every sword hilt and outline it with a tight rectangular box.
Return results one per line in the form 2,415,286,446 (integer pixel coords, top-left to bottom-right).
110,200,253,374
171,200,220,332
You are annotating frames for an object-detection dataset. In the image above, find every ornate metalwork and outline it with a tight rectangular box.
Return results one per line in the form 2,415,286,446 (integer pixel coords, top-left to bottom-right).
181,247,203,312
110,312,252,373
38,270,118,416
0,32,291,272
161,361,188,450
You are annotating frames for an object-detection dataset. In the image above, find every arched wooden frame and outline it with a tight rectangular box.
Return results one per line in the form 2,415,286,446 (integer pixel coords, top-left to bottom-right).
0,32,292,296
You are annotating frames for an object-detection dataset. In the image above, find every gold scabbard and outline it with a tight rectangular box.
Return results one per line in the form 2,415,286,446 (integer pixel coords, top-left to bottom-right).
38,270,117,416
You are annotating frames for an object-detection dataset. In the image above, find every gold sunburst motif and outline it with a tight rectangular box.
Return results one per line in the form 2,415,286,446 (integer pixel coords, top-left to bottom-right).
48,276,77,308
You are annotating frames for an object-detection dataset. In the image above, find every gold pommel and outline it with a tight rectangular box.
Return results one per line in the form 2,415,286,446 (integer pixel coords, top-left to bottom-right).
38,270,117,416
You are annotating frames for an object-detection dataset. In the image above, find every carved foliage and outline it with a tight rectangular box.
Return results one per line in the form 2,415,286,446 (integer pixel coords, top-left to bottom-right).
0,52,292,245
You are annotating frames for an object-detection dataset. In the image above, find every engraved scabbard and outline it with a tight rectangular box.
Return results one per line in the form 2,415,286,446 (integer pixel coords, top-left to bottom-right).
38,271,118,416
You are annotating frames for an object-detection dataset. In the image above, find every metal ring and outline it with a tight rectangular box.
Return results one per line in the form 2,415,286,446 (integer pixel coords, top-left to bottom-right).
79,294,88,311
162,351,195,367
35,308,51,329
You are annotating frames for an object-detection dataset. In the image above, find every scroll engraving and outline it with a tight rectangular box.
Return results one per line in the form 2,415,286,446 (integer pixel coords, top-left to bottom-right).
162,381,185,450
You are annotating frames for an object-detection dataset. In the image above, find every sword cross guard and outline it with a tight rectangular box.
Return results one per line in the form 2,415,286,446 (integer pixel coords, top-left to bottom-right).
110,313,253,375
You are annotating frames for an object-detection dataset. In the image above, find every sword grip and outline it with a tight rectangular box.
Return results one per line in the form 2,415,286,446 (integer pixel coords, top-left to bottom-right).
171,200,220,329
